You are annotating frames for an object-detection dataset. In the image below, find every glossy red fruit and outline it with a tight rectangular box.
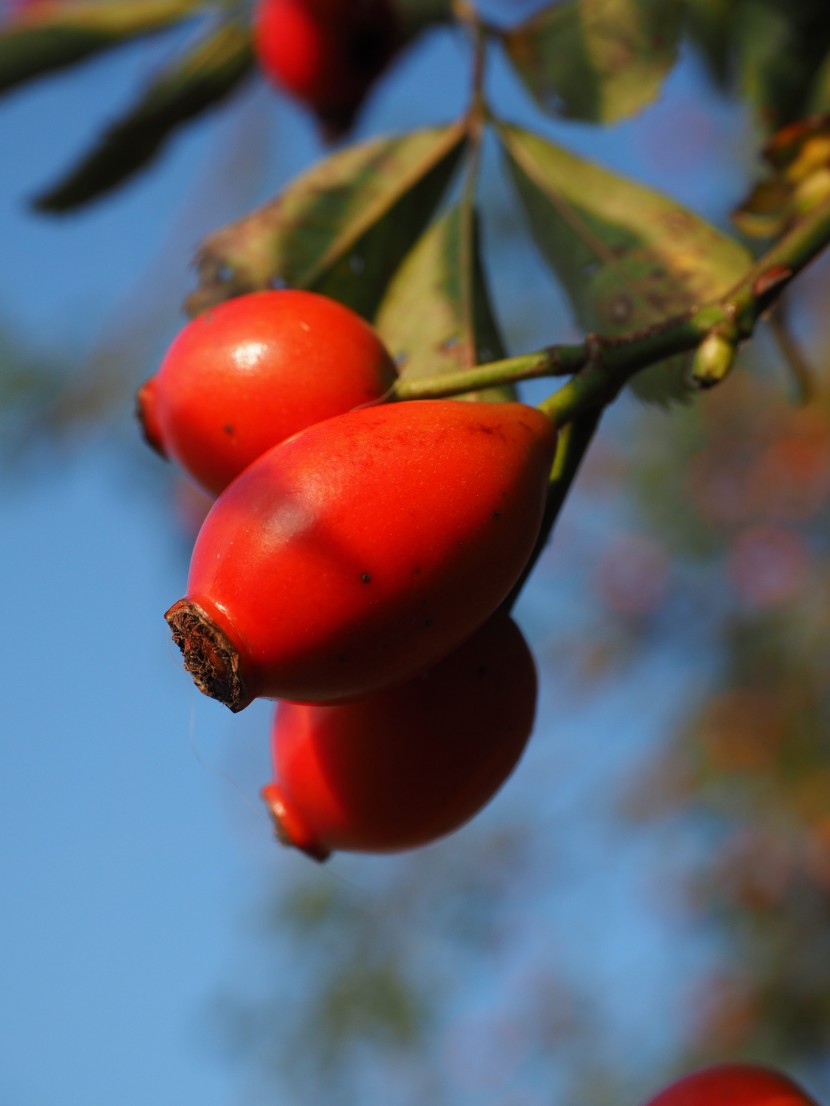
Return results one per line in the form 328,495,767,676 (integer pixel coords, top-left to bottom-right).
642,1064,820,1106
253,0,401,134
166,399,557,710
137,290,397,496
262,612,537,860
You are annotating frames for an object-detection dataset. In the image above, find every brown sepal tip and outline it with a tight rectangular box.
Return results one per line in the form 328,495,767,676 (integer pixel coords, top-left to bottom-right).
164,599,250,713
260,785,331,863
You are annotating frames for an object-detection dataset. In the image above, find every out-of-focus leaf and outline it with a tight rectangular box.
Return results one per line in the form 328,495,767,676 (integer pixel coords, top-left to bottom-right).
187,123,467,318
761,115,830,174
732,115,830,238
392,0,453,37
0,325,67,466
688,0,830,129
374,203,513,402
32,22,254,212
732,179,793,238
498,124,751,405
503,0,685,124
736,0,830,130
685,0,738,88
0,0,204,94
808,43,830,114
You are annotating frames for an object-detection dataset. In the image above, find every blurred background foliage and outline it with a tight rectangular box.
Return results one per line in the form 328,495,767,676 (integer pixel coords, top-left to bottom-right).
2,1,830,1104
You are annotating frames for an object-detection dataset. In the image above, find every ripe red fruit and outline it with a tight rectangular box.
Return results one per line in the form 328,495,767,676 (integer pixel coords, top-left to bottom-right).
137,290,397,496
262,612,537,860
641,1064,820,1106
166,399,557,710
253,0,401,134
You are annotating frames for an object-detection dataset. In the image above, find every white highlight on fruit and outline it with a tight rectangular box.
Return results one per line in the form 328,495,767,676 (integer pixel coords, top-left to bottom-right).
232,340,269,371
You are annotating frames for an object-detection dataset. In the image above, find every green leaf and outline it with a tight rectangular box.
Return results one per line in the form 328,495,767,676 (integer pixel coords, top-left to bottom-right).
32,22,254,213
374,203,512,402
687,0,830,129
736,0,830,130
503,0,686,124
0,0,204,95
186,123,467,318
684,0,737,88
498,123,752,405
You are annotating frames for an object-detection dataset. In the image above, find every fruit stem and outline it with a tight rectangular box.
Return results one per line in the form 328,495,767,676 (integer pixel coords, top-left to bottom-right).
393,191,830,419
393,343,584,400
502,409,602,611
767,295,817,403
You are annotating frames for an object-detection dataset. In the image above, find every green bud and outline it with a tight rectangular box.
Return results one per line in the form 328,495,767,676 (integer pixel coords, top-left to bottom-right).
690,332,737,389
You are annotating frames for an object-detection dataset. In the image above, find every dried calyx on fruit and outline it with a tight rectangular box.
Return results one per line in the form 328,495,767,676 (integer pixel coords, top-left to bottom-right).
165,399,557,710
262,612,537,860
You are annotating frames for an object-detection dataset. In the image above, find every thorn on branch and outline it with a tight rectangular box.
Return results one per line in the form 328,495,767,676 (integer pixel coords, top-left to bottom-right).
752,264,794,312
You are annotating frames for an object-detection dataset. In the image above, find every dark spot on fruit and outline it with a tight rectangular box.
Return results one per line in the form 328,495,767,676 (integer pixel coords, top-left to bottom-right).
423,618,433,628
360,572,372,584
337,654,348,664
223,424,235,437
492,510,501,521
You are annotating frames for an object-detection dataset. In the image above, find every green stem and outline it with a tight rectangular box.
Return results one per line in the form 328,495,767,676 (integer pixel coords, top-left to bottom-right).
503,409,602,611
767,297,817,403
395,343,583,400
460,0,488,131
392,192,830,422
456,8,486,370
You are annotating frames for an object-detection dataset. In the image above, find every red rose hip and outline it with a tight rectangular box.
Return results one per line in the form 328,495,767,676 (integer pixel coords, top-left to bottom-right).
262,612,537,859
137,289,397,495
165,399,557,709
253,0,401,134
641,1064,821,1106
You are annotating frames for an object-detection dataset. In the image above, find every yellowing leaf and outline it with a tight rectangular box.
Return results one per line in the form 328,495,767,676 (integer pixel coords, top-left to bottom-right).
0,0,203,94
731,116,830,239
498,124,751,404
187,124,467,319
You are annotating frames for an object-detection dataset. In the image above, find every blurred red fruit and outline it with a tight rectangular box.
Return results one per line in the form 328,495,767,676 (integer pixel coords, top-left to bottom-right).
262,612,537,859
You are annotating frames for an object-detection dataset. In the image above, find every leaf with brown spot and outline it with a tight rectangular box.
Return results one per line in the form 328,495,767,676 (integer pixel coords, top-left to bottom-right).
498,124,752,405
503,0,685,124
374,203,512,402
186,124,467,319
